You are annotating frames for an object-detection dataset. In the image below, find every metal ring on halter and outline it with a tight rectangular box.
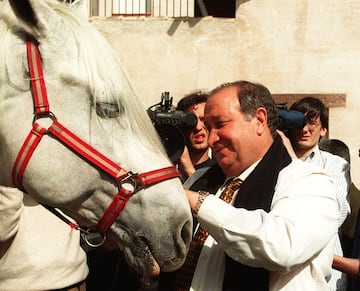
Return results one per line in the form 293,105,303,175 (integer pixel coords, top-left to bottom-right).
81,227,106,248
118,171,138,193
32,111,57,125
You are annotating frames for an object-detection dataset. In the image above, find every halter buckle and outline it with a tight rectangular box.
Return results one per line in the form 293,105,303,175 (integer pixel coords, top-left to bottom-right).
32,111,57,126
81,227,106,249
118,171,141,193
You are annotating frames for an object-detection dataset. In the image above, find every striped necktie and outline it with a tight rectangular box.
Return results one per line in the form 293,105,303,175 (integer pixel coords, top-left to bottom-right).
175,178,243,291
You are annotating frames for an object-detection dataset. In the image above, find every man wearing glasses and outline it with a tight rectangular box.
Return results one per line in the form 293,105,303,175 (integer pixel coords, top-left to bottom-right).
287,96,350,291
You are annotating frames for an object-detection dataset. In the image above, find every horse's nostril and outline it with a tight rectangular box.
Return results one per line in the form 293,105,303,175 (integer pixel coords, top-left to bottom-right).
180,218,193,250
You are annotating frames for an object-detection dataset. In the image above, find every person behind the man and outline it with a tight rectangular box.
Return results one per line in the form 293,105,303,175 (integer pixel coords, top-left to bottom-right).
319,138,360,291
319,138,359,256
287,97,350,291
177,80,339,291
176,91,217,183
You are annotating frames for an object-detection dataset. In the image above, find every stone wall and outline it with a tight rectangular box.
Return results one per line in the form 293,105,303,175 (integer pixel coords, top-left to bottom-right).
92,0,360,185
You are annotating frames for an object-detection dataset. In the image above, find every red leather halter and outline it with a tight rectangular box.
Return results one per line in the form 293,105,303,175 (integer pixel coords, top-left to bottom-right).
12,38,180,246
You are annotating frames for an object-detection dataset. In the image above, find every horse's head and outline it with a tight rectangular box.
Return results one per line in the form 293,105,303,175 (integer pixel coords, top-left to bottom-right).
0,0,192,275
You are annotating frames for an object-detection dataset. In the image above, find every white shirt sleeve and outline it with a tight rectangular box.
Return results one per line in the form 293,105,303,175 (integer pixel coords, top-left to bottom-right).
197,160,339,273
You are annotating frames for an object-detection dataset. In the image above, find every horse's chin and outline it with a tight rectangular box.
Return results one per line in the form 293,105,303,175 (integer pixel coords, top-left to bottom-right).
113,231,185,276
115,237,161,277
145,243,185,275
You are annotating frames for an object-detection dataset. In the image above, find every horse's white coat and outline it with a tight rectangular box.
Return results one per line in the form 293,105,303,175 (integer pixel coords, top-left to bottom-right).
0,0,192,275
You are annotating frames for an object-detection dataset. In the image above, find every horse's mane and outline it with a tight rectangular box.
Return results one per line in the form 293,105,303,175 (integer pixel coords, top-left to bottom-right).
0,0,166,153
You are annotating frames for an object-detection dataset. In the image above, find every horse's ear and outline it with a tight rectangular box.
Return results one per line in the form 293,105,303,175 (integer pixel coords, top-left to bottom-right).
7,0,61,39
70,0,90,19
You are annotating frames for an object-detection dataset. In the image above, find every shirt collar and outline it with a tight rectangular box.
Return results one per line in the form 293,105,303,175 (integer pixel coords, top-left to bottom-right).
224,159,261,185
301,145,319,161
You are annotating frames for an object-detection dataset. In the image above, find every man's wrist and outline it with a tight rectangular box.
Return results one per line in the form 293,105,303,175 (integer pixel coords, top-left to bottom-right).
193,191,209,217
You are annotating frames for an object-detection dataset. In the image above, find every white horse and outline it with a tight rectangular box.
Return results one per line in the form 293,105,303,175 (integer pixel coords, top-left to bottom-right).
0,0,192,277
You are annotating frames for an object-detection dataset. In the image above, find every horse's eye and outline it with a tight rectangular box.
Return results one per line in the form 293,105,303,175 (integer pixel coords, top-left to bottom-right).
96,102,121,118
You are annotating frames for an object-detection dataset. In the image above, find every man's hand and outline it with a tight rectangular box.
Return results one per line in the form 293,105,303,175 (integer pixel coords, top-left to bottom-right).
333,255,360,278
184,189,199,213
179,146,196,178
277,130,298,159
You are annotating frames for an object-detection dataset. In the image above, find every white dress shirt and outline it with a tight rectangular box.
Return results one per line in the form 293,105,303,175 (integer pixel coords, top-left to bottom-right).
302,146,350,291
191,159,339,291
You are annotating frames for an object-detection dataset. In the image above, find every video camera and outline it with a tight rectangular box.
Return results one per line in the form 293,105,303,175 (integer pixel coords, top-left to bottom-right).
277,103,306,132
147,92,197,162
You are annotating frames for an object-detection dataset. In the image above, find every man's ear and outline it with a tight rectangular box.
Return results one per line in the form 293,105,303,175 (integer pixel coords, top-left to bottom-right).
320,127,327,137
255,107,267,135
